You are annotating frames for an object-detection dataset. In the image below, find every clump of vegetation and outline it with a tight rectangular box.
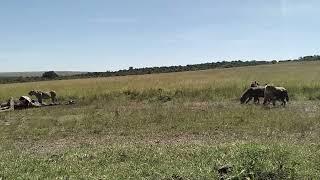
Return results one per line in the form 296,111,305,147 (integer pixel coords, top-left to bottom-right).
42,71,59,79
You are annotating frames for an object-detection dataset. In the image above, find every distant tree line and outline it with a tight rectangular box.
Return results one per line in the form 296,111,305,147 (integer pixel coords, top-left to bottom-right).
78,60,271,78
0,55,319,84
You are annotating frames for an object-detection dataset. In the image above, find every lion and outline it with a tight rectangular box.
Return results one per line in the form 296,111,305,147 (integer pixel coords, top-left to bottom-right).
28,90,57,104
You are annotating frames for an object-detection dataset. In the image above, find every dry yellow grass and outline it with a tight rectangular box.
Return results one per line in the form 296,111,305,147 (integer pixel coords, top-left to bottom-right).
1,61,319,101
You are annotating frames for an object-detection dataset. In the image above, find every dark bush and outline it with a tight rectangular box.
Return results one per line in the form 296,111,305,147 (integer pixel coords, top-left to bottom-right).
42,71,59,79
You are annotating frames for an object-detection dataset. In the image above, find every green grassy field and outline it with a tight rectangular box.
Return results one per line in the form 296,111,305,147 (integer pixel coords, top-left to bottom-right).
1,61,320,179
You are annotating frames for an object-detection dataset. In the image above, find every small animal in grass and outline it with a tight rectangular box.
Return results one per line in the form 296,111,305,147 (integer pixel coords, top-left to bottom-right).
28,90,57,104
250,81,260,87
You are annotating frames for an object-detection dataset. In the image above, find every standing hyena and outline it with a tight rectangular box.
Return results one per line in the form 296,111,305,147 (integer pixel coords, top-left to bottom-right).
263,85,289,106
28,90,57,104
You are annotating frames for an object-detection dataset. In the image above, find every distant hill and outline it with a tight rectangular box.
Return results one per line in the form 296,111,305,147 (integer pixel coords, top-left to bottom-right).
0,71,87,77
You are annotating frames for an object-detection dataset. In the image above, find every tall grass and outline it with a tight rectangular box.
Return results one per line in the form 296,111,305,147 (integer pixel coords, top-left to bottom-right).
1,61,320,178
1,61,320,102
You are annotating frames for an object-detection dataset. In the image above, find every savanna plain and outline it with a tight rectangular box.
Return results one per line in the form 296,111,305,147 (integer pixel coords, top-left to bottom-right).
1,61,320,179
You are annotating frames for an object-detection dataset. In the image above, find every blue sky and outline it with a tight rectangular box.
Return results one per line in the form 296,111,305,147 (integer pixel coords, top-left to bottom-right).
0,0,319,72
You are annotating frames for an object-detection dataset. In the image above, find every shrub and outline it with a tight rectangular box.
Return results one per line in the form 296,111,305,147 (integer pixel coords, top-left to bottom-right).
42,71,59,79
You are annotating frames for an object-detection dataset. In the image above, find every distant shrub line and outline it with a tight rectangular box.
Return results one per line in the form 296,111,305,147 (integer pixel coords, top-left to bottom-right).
0,55,319,84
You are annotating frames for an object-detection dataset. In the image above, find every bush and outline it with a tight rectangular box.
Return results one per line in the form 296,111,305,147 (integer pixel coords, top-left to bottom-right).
42,71,59,79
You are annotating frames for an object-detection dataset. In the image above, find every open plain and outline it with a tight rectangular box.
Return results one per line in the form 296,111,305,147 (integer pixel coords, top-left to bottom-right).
1,61,320,179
